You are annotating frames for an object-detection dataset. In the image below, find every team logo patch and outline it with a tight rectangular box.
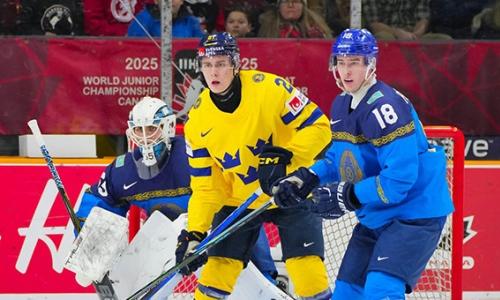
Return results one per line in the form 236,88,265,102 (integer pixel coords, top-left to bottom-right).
115,154,125,168
286,91,308,115
339,151,363,182
252,73,265,82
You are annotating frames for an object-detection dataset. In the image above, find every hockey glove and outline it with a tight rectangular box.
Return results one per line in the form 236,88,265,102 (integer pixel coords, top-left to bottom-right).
258,146,293,195
175,230,208,276
271,167,319,208
311,182,361,219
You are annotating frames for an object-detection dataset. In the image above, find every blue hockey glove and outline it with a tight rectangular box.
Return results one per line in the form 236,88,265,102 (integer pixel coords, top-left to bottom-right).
258,146,293,195
271,167,319,208
311,182,361,219
175,230,208,276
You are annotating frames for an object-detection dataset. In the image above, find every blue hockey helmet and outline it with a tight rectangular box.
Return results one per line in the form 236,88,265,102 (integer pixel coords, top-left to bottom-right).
329,28,379,70
197,32,240,68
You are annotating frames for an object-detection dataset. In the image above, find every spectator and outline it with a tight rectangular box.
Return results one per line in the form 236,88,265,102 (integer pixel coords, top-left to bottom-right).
184,0,218,34
324,0,351,34
1,0,19,35
258,0,332,38
215,0,271,35
305,0,323,16
362,0,451,40
472,0,500,39
225,5,253,37
16,0,84,35
430,0,489,39
83,0,145,36
128,0,204,38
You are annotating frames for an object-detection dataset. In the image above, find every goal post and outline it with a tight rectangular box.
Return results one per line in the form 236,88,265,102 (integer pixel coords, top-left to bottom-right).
423,125,464,300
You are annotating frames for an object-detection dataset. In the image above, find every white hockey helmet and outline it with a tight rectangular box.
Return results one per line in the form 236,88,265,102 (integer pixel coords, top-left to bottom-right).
126,96,176,166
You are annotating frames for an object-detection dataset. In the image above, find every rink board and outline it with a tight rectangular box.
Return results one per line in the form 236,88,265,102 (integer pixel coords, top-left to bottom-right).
0,157,499,298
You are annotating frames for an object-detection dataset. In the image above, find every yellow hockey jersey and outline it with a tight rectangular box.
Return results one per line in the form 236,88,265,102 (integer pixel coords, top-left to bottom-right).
185,70,331,233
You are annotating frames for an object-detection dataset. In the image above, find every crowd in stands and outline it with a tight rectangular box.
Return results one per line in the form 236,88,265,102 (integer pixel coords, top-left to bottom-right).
1,0,499,39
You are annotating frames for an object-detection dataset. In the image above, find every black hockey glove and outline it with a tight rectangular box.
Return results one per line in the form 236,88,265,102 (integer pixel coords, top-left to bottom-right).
271,167,319,208
311,182,361,219
175,230,208,276
258,146,293,195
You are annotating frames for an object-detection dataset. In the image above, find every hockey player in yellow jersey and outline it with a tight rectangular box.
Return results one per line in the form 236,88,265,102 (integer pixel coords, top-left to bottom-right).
174,32,332,299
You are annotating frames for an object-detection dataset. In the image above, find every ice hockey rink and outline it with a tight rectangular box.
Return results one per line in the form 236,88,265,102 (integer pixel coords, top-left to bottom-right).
1,3,500,297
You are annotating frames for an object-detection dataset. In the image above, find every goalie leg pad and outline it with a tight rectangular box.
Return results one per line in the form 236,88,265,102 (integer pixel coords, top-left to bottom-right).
197,256,243,295
108,210,179,299
285,256,330,298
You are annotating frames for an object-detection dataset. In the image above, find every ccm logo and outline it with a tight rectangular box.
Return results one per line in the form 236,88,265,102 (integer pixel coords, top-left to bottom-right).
259,157,280,165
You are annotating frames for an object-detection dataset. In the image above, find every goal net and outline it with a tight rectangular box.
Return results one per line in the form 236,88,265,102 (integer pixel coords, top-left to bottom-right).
266,126,464,300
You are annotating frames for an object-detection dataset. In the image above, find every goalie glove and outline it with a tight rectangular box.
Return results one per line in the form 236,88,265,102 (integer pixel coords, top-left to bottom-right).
175,230,208,276
311,181,361,219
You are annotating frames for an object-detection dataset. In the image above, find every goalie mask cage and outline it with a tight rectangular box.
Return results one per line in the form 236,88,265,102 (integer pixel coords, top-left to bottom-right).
128,125,463,300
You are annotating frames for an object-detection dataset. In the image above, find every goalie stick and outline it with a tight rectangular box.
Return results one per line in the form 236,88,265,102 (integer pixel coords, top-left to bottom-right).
27,119,119,300
139,188,264,299
127,196,274,300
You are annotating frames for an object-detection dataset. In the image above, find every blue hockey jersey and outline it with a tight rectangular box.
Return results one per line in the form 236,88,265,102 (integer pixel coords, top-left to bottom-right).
76,136,191,222
310,81,454,229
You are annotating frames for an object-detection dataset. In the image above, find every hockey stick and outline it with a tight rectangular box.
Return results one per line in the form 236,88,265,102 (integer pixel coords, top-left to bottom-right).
127,193,272,300
27,119,119,300
140,188,264,299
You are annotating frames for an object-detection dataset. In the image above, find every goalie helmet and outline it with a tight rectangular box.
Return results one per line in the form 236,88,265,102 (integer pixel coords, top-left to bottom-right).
329,28,379,70
126,96,176,167
197,32,240,68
